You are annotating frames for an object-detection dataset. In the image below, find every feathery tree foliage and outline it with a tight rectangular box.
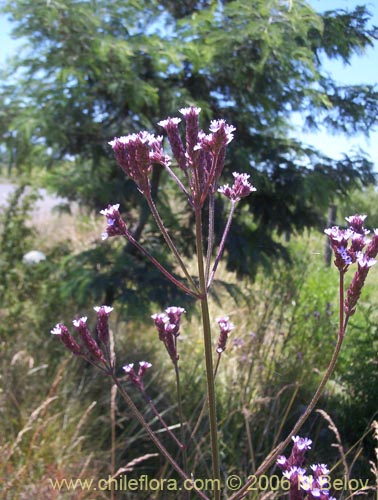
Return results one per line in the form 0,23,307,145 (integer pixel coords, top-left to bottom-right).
0,0,377,301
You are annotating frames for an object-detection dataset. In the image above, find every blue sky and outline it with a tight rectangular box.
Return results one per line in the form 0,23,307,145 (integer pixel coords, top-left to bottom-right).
0,0,377,171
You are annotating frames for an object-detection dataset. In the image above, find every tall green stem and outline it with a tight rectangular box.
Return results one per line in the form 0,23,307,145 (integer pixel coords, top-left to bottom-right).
195,207,221,499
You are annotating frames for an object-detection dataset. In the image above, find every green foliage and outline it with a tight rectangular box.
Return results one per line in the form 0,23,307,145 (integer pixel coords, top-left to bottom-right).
0,186,74,345
0,0,377,291
0,203,374,492
337,185,378,228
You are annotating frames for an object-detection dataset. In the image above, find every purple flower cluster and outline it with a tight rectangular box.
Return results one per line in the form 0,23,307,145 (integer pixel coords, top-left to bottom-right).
51,305,114,364
325,215,378,316
218,172,256,202
324,215,374,272
100,204,128,241
109,106,255,209
123,361,152,391
277,436,336,500
108,132,169,194
151,307,186,364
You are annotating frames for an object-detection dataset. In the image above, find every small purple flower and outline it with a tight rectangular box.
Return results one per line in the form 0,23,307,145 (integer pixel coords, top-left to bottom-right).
100,203,127,240
123,361,152,390
277,455,288,470
292,435,312,452
165,306,186,329
277,437,335,500
286,435,312,468
151,312,170,340
109,132,169,194
179,106,202,117
345,214,368,234
196,120,236,153
138,360,152,377
310,463,330,476
283,466,307,500
218,172,256,202
123,362,134,373
336,247,352,266
356,252,376,268
324,215,378,316
123,363,139,387
152,306,185,363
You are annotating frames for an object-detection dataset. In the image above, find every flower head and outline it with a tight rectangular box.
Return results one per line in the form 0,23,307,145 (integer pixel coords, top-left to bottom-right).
123,361,152,391
100,204,127,240
216,316,234,353
218,172,256,202
324,215,374,272
109,132,169,194
152,306,185,363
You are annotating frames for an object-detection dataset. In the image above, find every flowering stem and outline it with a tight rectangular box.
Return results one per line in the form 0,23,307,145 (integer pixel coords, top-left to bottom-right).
228,270,347,500
207,201,236,290
195,207,221,498
205,193,215,286
164,164,193,206
145,193,199,294
111,373,209,500
142,389,184,450
122,230,199,298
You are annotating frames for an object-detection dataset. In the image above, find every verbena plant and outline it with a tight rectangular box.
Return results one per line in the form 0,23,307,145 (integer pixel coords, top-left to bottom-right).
51,107,378,499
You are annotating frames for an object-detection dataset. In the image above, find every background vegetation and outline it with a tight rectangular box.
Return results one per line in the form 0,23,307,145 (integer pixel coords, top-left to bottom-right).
1,0,377,498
